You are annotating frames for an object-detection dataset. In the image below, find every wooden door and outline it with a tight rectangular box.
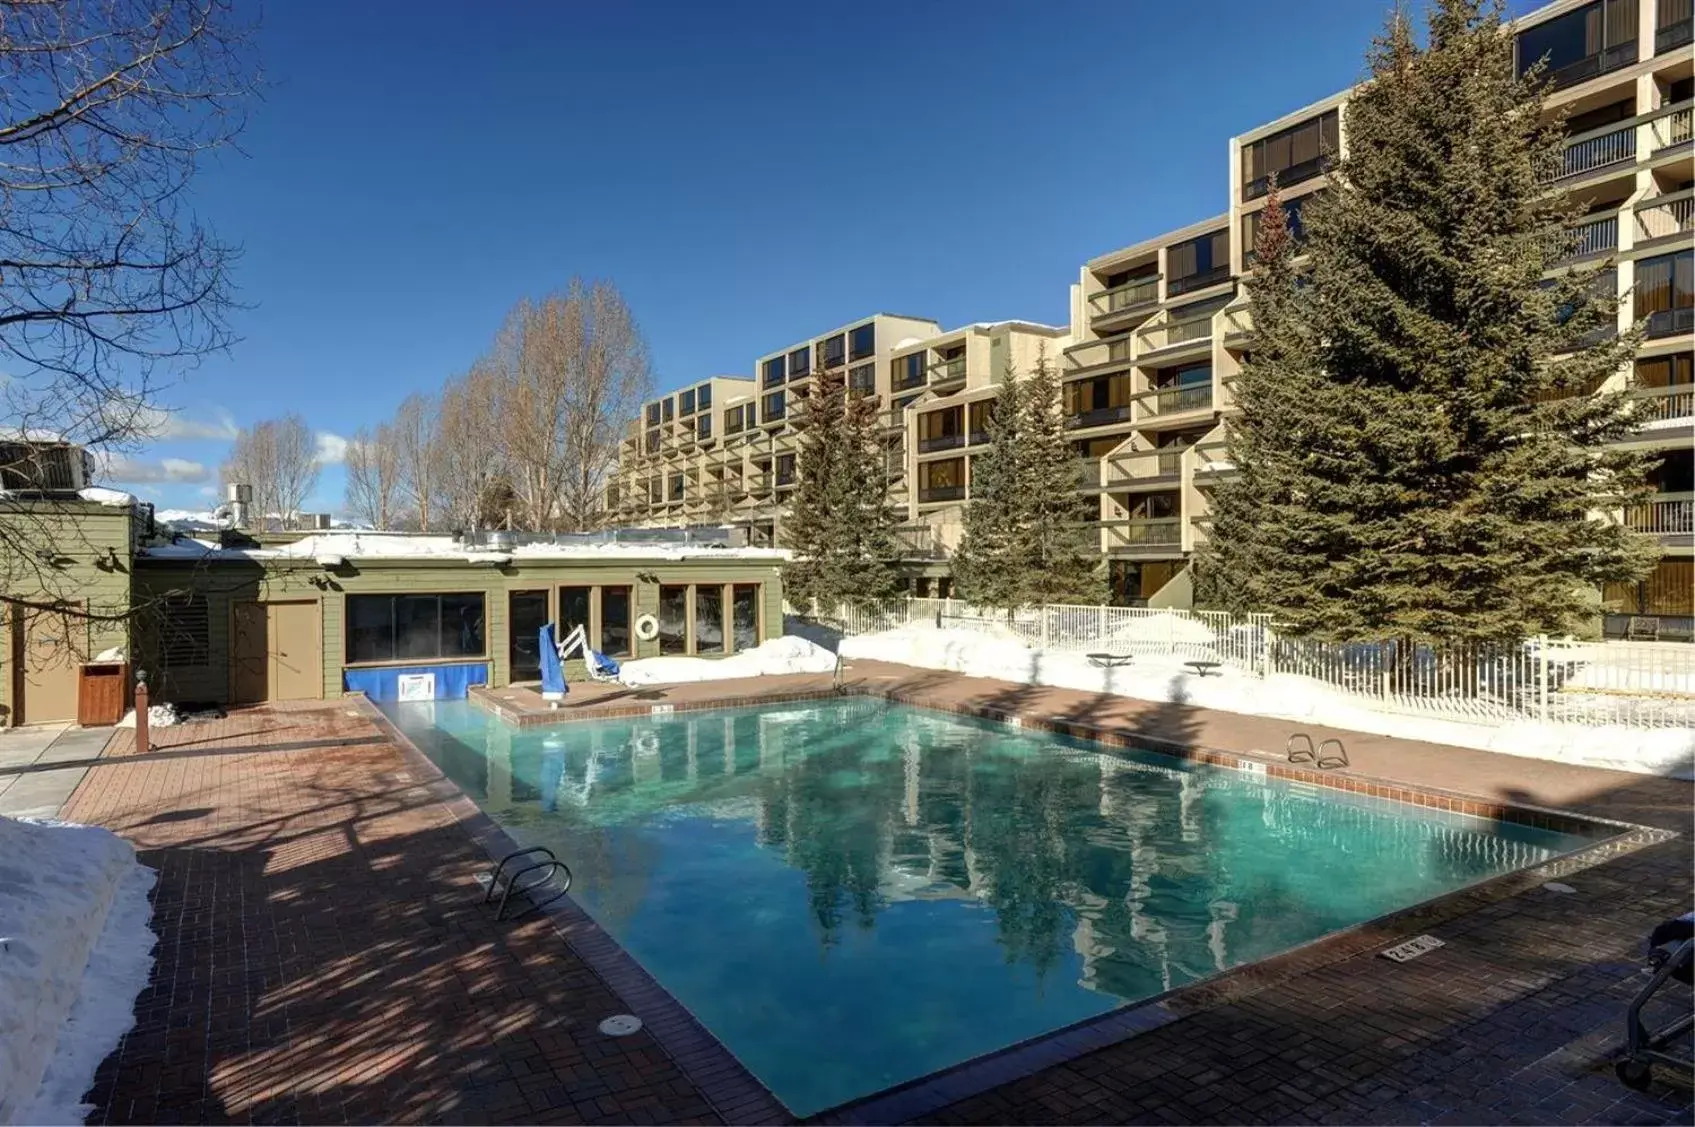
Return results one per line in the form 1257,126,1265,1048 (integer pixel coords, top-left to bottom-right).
268,601,321,701
18,605,83,723
231,601,268,704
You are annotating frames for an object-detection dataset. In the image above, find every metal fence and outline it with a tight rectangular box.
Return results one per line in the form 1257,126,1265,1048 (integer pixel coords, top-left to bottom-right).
820,597,1695,730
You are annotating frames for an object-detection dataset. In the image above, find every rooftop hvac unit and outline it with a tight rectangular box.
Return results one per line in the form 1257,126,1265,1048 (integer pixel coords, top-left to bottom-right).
307,513,333,530
225,482,253,504
0,441,95,492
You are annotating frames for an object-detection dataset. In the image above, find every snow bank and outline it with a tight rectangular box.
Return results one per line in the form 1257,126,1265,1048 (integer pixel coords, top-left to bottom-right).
75,488,136,508
838,627,1695,778
0,817,157,1125
618,635,837,686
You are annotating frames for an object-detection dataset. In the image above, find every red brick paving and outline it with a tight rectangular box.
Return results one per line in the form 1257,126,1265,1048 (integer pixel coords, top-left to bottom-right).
56,664,1695,1126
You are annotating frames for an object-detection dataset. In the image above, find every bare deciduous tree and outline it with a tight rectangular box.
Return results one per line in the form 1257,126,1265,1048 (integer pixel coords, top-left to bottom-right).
434,362,505,531
221,414,318,530
343,424,402,529
0,0,256,614
391,392,438,531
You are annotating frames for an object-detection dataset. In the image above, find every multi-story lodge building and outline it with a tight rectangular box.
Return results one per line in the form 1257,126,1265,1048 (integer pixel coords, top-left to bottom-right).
609,0,1693,636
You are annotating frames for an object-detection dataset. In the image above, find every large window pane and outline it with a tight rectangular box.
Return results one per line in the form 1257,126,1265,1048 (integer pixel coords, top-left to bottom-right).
695,586,725,654
508,590,549,682
396,595,441,659
438,594,485,657
347,593,486,664
848,323,875,360
600,586,632,656
347,596,395,663
658,586,689,655
732,585,761,651
559,586,591,638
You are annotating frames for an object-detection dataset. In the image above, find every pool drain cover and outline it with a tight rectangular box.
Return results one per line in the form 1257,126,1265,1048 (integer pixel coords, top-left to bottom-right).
599,1014,643,1037
1543,881,1577,894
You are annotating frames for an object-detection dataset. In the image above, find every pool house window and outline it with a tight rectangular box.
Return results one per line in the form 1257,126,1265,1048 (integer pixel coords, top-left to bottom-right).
346,593,486,664
601,586,632,657
658,586,689,654
508,590,549,682
651,583,763,655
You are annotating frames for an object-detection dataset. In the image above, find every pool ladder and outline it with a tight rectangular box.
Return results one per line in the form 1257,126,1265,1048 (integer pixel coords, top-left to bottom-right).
482,846,573,921
1286,733,1350,770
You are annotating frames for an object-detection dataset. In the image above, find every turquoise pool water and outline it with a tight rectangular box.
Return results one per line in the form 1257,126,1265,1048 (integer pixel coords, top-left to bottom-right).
384,697,1583,1115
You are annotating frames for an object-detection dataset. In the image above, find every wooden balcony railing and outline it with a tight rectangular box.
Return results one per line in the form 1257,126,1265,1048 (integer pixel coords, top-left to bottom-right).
1546,120,1636,182
1150,384,1213,415
1630,382,1695,423
1546,213,1618,263
1625,493,1695,535
1650,102,1693,153
1103,518,1183,550
1635,192,1694,245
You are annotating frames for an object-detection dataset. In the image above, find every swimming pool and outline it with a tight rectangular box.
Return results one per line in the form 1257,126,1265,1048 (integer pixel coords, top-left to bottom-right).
385,697,1585,1116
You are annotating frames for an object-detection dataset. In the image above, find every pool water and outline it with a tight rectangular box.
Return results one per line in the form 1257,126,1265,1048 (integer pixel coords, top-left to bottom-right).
385,697,1583,1115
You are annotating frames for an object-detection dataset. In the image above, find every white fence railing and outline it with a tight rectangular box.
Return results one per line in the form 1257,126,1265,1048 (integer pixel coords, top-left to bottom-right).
817,597,1695,730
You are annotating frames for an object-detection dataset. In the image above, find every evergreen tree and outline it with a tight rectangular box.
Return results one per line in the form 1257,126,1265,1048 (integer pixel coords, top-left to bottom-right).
1197,0,1654,644
952,363,1026,610
1017,346,1107,606
781,361,901,611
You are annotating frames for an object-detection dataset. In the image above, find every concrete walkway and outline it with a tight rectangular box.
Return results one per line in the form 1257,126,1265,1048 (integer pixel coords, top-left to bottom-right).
0,723,113,818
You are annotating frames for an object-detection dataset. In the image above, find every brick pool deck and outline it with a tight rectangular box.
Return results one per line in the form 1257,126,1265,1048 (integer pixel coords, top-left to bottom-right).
48,660,1695,1124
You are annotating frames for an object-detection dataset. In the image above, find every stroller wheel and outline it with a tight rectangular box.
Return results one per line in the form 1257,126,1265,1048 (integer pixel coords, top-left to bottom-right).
1615,1059,1653,1090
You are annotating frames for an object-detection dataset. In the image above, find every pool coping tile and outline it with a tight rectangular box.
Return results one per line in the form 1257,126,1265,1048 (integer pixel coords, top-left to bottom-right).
364,684,1676,1126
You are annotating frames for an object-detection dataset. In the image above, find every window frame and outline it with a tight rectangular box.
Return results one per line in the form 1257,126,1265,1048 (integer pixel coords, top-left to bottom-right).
345,591,488,667
848,323,876,361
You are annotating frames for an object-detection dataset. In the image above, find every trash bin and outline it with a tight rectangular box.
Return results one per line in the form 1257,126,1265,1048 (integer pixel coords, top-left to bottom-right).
77,662,128,726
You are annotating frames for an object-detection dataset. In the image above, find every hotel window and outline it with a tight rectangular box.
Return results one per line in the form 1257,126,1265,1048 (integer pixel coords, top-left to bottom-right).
1635,352,1693,388
788,346,811,377
1516,0,1638,88
697,413,713,439
600,586,632,657
820,333,846,368
1166,230,1231,295
1637,250,1693,338
679,389,696,415
662,397,674,422
762,357,786,387
508,590,549,682
968,400,994,442
732,585,762,651
668,473,684,501
1241,110,1339,200
918,406,964,451
697,384,712,410
657,586,689,655
695,586,725,654
776,452,796,485
848,363,876,396
645,402,661,426
891,352,925,390
726,404,745,434
763,390,786,422
346,593,486,664
558,586,591,639
848,323,875,361
647,478,662,503
918,457,966,501
1242,193,1317,261
645,428,660,453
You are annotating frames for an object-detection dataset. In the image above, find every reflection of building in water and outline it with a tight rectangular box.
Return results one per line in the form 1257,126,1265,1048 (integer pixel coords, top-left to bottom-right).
484,721,513,813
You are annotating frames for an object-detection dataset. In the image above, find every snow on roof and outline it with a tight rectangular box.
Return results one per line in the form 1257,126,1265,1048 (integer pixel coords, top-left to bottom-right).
140,531,790,565
78,487,138,507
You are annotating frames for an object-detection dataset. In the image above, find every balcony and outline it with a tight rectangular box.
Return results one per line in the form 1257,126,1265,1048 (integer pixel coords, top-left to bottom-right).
918,485,965,504
1548,41,1638,90
1643,305,1694,339
1192,440,1235,478
1065,404,1132,430
1546,121,1636,182
1104,447,1183,487
1635,193,1694,247
1079,460,1102,489
1150,384,1214,416
1221,305,1253,342
1650,102,1693,153
1625,493,1694,536
918,433,966,453
1629,383,1695,424
893,526,943,559
1138,308,1216,353
1166,264,1232,298
892,371,927,393
1244,156,1327,201
930,358,967,385
1104,518,1183,552
1546,213,1618,264
1064,335,1134,376
1089,277,1161,321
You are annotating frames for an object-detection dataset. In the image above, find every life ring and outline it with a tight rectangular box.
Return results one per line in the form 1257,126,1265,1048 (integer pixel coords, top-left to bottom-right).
634,614,660,641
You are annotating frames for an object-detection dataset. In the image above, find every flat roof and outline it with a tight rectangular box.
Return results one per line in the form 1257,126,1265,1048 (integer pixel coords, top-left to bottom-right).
140,531,790,565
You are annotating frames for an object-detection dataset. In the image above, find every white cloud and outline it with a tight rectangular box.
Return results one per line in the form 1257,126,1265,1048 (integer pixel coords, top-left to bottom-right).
103,455,212,484
315,431,349,465
135,405,240,441
198,484,219,499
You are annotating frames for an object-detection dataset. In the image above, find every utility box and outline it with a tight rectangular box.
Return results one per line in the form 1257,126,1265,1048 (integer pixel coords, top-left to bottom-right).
77,662,128,727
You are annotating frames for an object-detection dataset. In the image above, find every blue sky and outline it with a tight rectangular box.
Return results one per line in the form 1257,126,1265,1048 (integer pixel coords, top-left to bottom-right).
115,0,1524,514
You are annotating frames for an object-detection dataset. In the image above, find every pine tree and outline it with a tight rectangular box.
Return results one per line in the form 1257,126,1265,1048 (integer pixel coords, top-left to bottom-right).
952,363,1026,610
781,361,902,611
1197,0,1655,644
1017,345,1107,606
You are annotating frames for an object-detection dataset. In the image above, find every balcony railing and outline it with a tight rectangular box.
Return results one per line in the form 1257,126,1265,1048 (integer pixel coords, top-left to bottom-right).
1243,155,1328,201
893,526,941,558
1064,335,1134,374
930,358,967,383
968,430,989,446
892,371,927,392
1636,192,1695,245
918,485,965,503
1079,460,1102,488
1625,493,1694,535
1221,306,1253,339
1546,214,1618,263
1193,440,1235,476
1104,518,1183,550
1139,308,1216,352
918,433,965,453
1650,103,1693,152
1166,264,1232,297
1090,276,1161,318
1546,121,1636,182
1065,403,1132,430
1643,305,1694,339
1151,384,1213,415
1629,382,1695,423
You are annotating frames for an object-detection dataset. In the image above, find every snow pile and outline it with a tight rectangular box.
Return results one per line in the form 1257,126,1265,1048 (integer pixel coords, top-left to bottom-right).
618,635,837,686
115,703,182,730
0,816,157,1124
74,488,136,508
838,626,1695,778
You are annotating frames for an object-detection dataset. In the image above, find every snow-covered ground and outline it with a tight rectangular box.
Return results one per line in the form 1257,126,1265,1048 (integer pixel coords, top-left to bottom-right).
0,817,157,1125
617,636,837,686
838,626,1695,778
